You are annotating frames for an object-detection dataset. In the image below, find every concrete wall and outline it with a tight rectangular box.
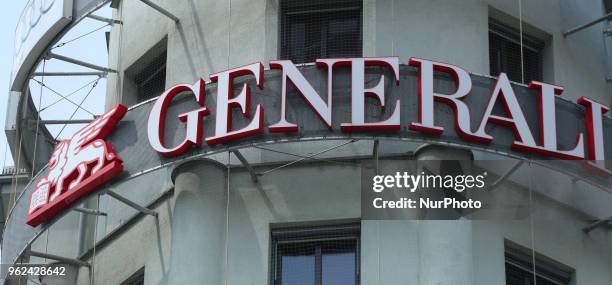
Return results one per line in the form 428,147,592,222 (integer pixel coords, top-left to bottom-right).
62,157,612,284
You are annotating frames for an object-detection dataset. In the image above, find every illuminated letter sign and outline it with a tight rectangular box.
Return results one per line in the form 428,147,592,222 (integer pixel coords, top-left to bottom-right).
147,79,209,156
205,63,265,145
145,57,610,172
340,57,401,132
408,58,487,143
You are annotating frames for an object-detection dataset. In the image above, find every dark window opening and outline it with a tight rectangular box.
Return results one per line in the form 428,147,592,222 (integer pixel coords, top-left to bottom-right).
133,51,166,102
121,267,144,285
505,243,573,285
605,0,612,14
271,223,360,285
125,37,167,104
280,0,362,64
489,19,544,83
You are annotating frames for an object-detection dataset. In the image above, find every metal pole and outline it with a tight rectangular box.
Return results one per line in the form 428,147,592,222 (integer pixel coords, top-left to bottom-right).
73,207,107,216
139,0,180,23
583,217,612,233
47,52,116,73
32,71,107,77
87,14,122,25
29,251,90,267
38,119,94,125
488,160,524,191
105,190,158,216
259,139,358,176
232,150,259,183
373,140,379,175
563,12,612,37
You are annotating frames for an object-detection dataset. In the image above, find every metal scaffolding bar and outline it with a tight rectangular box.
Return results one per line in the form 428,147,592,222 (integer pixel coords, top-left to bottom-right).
253,146,359,166
0,174,30,183
583,217,612,233
73,207,107,216
87,14,122,25
37,119,93,125
31,78,96,116
105,190,158,216
47,52,116,73
232,150,259,182
488,160,524,191
563,12,612,37
259,139,358,176
139,0,180,23
32,71,107,77
373,140,379,174
29,251,90,267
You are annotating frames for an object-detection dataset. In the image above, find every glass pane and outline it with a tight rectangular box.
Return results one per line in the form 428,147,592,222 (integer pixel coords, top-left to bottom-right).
281,252,316,285
322,250,356,285
321,245,357,285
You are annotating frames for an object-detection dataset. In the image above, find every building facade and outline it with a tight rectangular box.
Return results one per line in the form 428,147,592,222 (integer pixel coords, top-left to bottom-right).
3,0,612,284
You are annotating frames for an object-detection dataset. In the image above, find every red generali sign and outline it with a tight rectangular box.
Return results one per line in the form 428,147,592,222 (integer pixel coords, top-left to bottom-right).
26,105,127,227
27,57,612,227
147,57,610,166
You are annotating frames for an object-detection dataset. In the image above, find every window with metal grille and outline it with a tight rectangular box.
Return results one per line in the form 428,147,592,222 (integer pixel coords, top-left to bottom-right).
489,19,544,83
120,267,144,285
271,223,360,285
605,0,612,14
280,0,362,64
125,37,167,104
505,243,573,285
133,50,166,102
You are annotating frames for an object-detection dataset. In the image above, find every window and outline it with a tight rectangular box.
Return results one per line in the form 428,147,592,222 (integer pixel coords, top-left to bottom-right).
505,243,573,285
121,267,144,285
124,37,167,104
271,223,360,285
489,19,544,83
132,50,166,102
605,0,612,14
280,0,362,64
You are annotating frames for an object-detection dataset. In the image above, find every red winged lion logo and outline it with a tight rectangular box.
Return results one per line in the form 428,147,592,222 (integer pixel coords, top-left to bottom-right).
27,104,127,227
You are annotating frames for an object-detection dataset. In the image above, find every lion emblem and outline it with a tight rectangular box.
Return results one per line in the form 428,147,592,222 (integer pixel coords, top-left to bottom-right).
27,104,127,226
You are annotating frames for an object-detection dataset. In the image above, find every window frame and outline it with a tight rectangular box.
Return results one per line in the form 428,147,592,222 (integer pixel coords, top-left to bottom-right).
120,267,145,285
504,242,573,285
123,36,168,105
270,223,361,285
488,18,545,84
133,50,167,102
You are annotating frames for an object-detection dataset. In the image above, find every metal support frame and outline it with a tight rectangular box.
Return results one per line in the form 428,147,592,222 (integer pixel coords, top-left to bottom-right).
87,14,122,25
372,140,379,174
32,71,107,77
258,139,358,176
563,12,612,37
583,217,612,233
29,251,90,267
487,160,524,192
73,207,107,216
139,0,180,23
0,174,30,184
105,190,158,216
253,146,358,166
32,119,93,125
232,150,259,183
46,52,116,73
